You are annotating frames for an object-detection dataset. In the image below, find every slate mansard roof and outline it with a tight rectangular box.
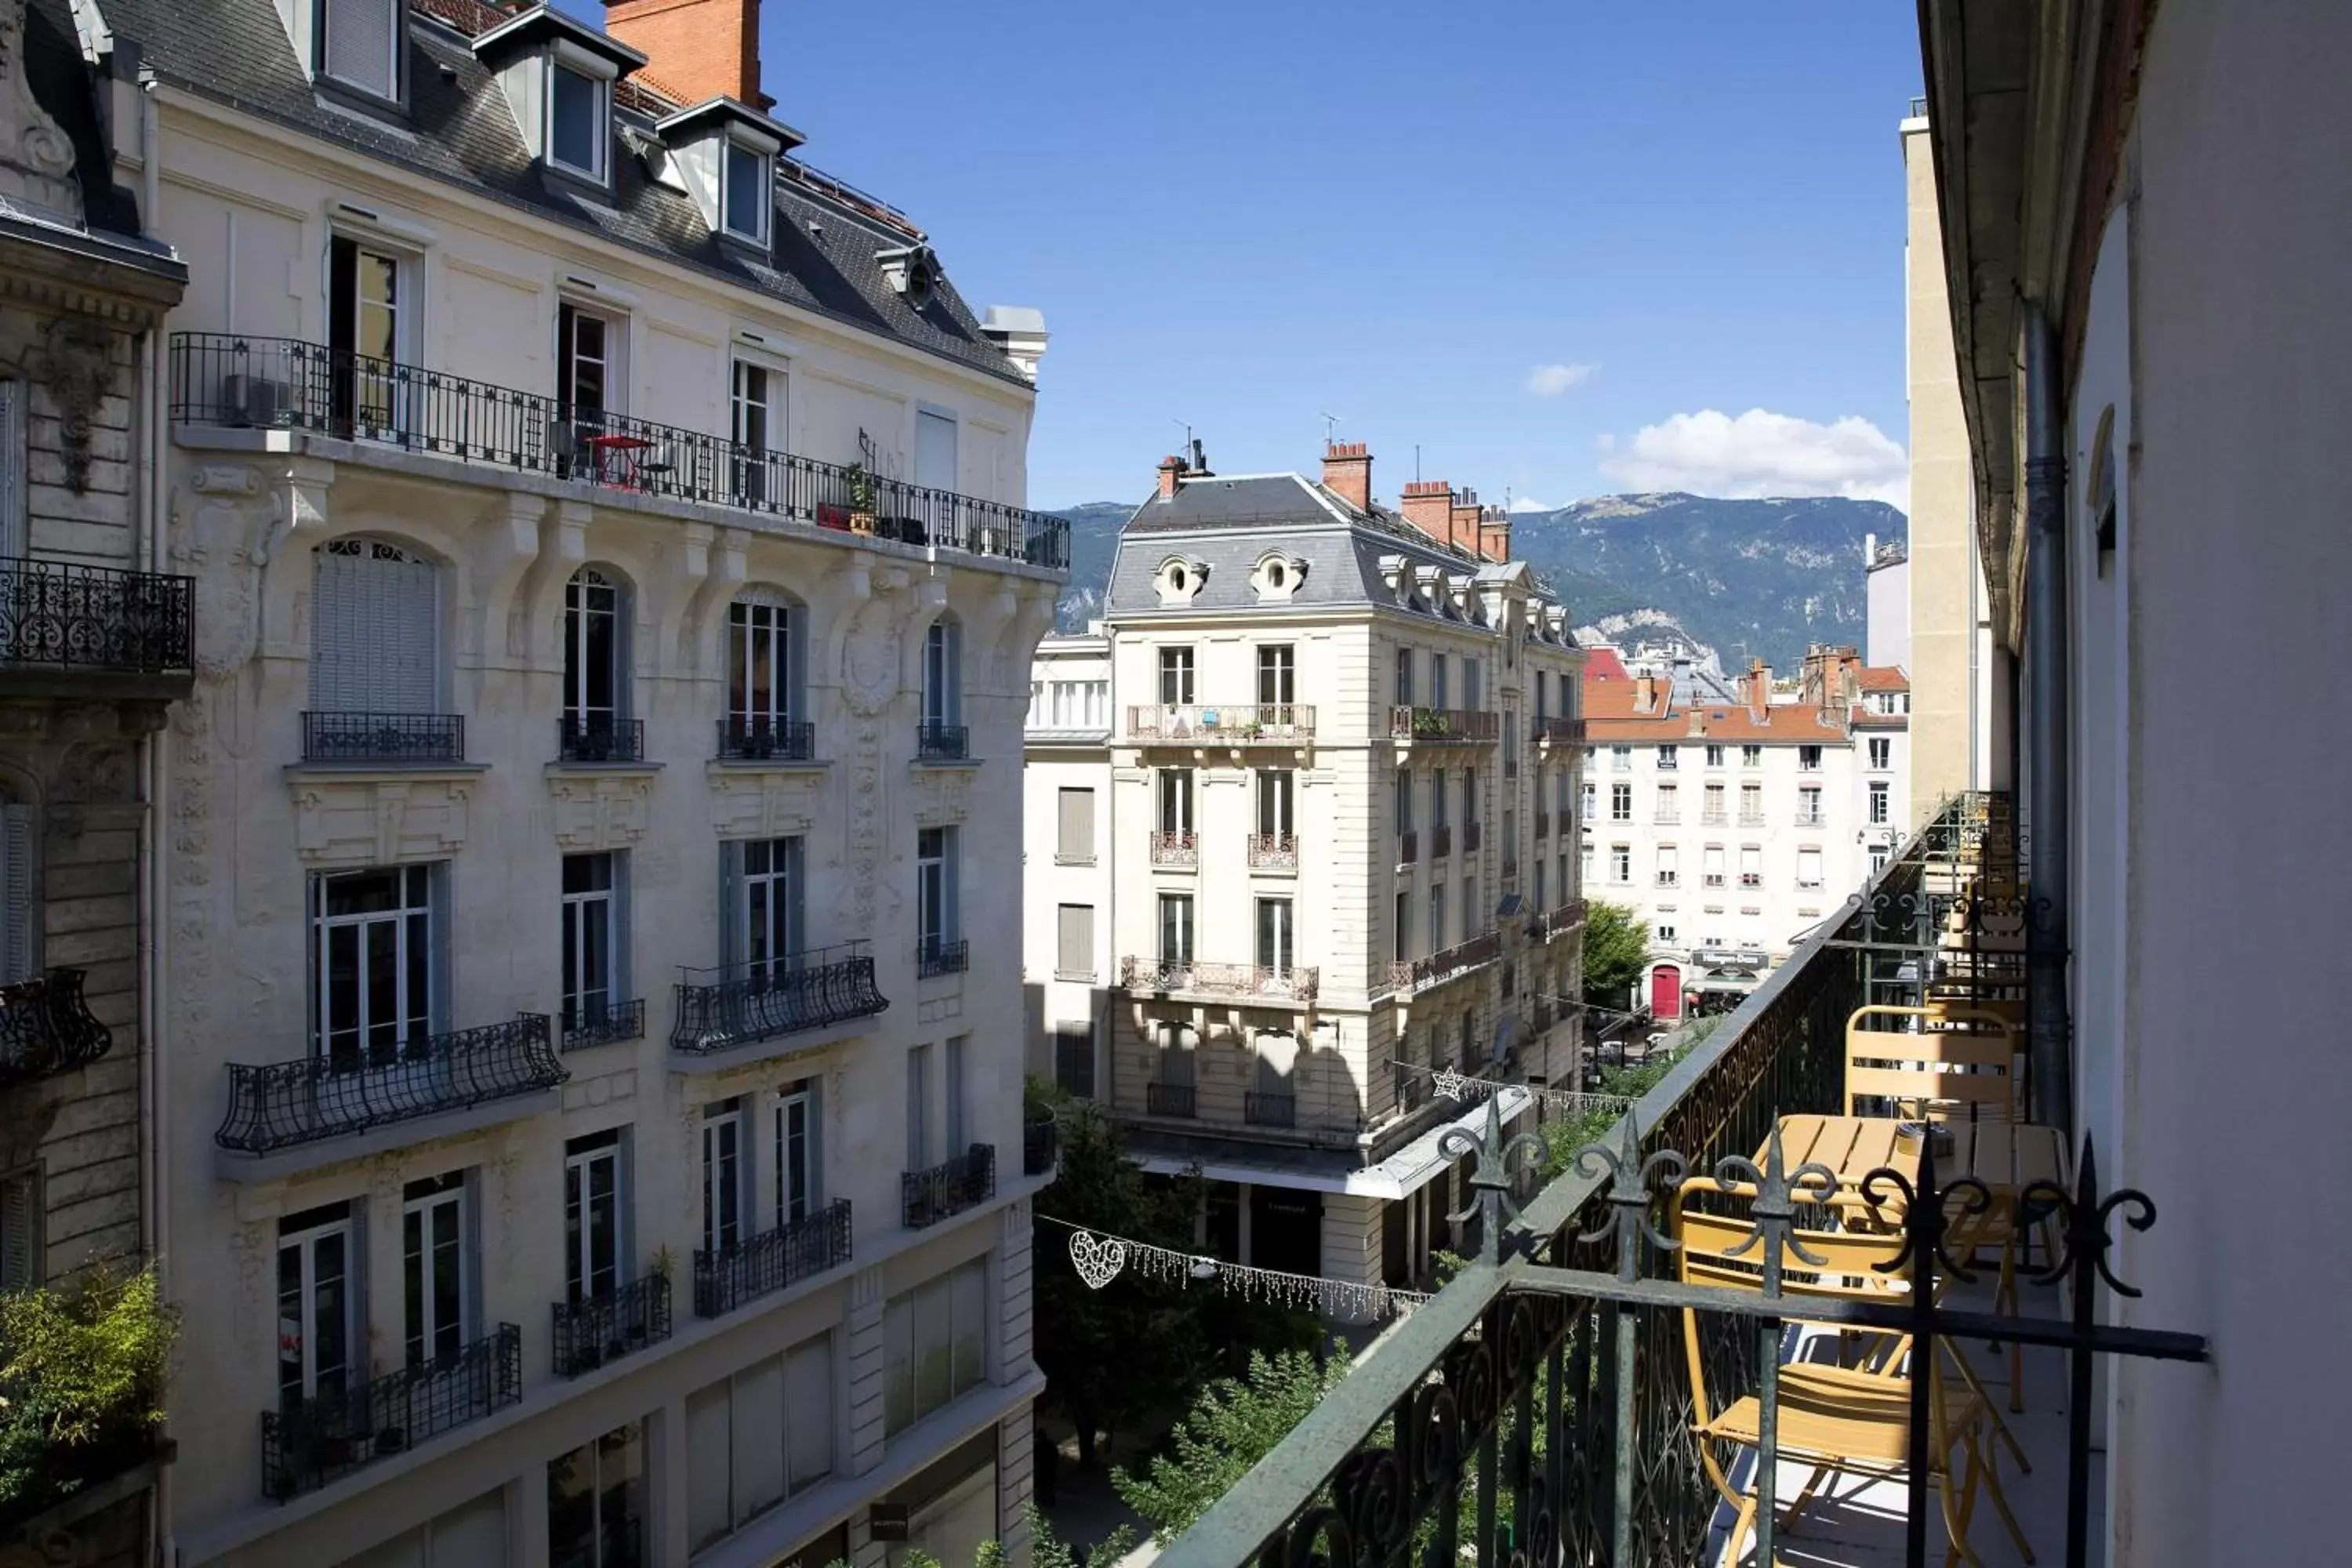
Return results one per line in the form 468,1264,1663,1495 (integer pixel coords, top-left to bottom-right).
85,0,1031,385
1104,470,1579,644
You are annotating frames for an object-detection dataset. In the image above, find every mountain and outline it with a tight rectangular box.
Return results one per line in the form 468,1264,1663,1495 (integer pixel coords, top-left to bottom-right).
1040,492,1902,670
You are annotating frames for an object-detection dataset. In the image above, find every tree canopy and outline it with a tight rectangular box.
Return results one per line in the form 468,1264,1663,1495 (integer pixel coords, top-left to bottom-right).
1580,898,1652,1006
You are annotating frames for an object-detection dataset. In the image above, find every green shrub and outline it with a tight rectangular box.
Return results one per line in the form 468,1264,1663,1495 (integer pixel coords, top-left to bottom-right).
0,1267,176,1520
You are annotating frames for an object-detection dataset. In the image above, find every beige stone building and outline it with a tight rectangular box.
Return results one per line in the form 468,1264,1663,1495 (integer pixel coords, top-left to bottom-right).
56,0,1064,1563
1045,443,1586,1305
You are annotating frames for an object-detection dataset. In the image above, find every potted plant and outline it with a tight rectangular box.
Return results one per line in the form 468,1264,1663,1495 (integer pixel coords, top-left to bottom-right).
844,465,877,535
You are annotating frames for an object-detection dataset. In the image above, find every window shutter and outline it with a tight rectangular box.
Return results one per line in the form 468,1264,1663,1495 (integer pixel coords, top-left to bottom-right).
322,0,399,100
311,547,437,712
1058,789,1092,859
685,1381,733,1549
612,852,633,1004
1057,905,1091,976
915,409,958,493
0,1174,37,1289
0,804,32,984
944,1036,967,1151
783,838,805,959
718,840,744,970
783,1335,833,1490
0,378,24,559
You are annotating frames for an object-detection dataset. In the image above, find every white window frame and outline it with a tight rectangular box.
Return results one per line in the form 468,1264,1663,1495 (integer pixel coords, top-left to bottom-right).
917,826,958,956
775,1085,817,1225
702,1102,746,1256
564,1129,625,1306
1157,768,1195,836
547,50,613,183
1258,644,1296,707
1158,893,1194,965
402,1172,471,1367
557,299,622,419
737,836,803,976
720,136,773,245
1869,782,1892,826
1257,769,1294,838
922,619,962,728
561,850,622,1035
1255,897,1294,975
278,1204,358,1409
727,590,800,734
309,864,437,1063
1869,736,1893,771
563,566,625,735
1160,646,1195,706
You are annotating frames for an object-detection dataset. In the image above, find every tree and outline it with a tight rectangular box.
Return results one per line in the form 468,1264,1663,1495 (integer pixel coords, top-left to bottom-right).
1112,1347,1352,1543
1581,898,1651,1007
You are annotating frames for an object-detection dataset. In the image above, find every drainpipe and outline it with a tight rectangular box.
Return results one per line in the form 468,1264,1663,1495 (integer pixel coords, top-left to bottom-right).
2023,305,2073,1134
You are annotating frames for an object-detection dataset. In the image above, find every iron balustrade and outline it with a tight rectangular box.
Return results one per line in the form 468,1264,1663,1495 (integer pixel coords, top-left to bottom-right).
916,721,969,761
692,1199,852,1317
1246,832,1298,869
168,333,1071,571
1795,810,1828,827
1534,716,1587,745
550,1274,672,1378
1398,829,1419,866
561,996,644,1051
1146,1081,1197,1118
1393,1062,1425,1113
1741,872,1764,887
555,717,644,764
1654,810,1680,826
0,967,112,1088
1123,703,1317,744
1391,706,1499,744
1118,957,1319,1002
216,1015,562,1153
1243,1091,1296,1128
716,717,815,762
902,1144,995,1229
1024,1114,1059,1175
1432,823,1454,859
1389,930,1501,996
1464,820,1483,854
1526,899,1587,945
0,557,194,675
1535,811,1551,841
262,1323,521,1501
1149,829,1199,867
916,937,970,978
301,711,466,764
670,944,887,1056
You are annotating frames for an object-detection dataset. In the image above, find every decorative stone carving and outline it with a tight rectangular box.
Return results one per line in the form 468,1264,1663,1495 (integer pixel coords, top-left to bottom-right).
38,318,112,494
291,773,478,866
707,764,824,840
172,466,268,682
910,763,975,826
547,770,655,851
0,0,76,220
840,595,900,717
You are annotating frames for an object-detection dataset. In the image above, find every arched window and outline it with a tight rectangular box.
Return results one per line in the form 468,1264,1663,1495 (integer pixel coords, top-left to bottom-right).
561,567,630,759
724,589,805,759
919,614,964,758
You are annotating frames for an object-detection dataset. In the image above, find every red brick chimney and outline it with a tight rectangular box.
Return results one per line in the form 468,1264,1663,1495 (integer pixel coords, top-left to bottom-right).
1449,488,1483,555
1478,503,1511,563
1321,441,1372,511
1399,481,1452,543
1634,673,1658,712
1156,454,1186,502
604,0,771,109
1747,658,1772,710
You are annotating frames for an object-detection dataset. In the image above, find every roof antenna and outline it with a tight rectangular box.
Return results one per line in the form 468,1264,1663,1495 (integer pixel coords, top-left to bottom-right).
1320,411,1343,446
1170,418,1193,468
1414,444,1422,482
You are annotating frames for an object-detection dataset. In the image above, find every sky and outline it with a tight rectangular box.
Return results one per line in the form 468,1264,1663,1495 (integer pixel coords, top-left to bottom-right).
561,2,1924,512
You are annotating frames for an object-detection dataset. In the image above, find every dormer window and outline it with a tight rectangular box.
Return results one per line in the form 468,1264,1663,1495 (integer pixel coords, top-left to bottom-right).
319,0,403,104
656,99,799,249
474,7,644,191
723,140,771,242
550,61,608,181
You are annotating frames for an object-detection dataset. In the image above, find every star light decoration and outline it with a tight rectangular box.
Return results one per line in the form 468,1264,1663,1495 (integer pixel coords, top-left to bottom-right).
1420,1059,1632,1119
1061,1225,1428,1321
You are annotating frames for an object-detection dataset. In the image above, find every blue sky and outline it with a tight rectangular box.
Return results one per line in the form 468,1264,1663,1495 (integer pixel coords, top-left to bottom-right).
564,2,1923,511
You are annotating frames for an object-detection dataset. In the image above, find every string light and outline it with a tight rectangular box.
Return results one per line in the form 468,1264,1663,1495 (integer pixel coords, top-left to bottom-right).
1038,1214,1432,1322
1397,1058,1634,1120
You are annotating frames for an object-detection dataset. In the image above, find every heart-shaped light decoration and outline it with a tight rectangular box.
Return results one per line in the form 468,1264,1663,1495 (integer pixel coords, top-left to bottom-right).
1069,1229,1128,1290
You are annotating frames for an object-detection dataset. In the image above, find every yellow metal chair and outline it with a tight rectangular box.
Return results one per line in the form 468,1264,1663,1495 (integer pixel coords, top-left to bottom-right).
1844,1004,2019,1123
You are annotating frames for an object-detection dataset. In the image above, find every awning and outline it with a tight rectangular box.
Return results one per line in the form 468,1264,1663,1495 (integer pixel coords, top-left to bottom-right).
1690,972,1761,994
1130,1086,1534,1203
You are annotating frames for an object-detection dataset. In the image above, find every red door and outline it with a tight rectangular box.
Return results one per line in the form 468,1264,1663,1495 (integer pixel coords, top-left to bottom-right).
1650,963,1682,1018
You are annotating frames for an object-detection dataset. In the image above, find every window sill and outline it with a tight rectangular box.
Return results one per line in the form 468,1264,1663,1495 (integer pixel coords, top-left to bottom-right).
908,756,984,771
1053,971,1098,984
545,759,664,775
283,760,490,779
1052,855,1098,866
707,756,829,771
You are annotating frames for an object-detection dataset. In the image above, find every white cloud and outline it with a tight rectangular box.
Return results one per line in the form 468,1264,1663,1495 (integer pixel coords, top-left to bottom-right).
1595,408,1908,509
1525,362,1598,397
1507,495,1552,514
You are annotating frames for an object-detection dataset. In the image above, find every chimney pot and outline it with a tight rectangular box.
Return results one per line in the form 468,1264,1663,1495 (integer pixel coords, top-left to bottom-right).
1399,480,1454,543
1156,454,1185,502
1322,440,1374,511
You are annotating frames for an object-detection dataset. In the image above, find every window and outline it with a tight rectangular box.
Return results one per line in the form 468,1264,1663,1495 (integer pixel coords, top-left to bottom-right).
1704,845,1726,887
916,827,958,961
1159,647,1195,706
403,1171,470,1367
722,140,770,241
730,362,778,505
1156,1021,1196,1088
310,865,437,1062
550,63,607,180
564,1129,623,1308
1610,844,1632,884
1705,744,1725,768
1870,844,1893,874
905,1044,932,1168
1657,746,1679,771
1055,904,1094,981
776,1082,818,1224
1556,851,1568,901
1462,766,1479,832
1798,847,1824,890
278,1201,358,1411
1798,786,1823,825
0,796,32,984
1458,1012,1476,1073
1428,884,1446,953
1394,890,1411,963
1656,783,1679,822
943,1035,969,1152
1257,770,1294,838
728,590,802,742
1465,658,1482,710
1657,923,1677,946
327,238,401,429
319,0,401,102
686,1336,832,1551
0,1171,36,1289
1431,768,1449,829
1870,782,1891,825
1741,745,1762,768
1869,737,1893,770
1258,644,1295,706
1430,654,1449,710
702,1101,746,1255
883,1258,987,1436
1533,858,1546,912
1394,769,1414,833
1394,648,1414,706
550,1421,644,1568
560,851,624,1036
1461,874,1479,938
562,568,626,743
310,536,436,714
1798,745,1822,771
1504,713,1519,777
1740,846,1763,888
1581,779,1595,822
1158,894,1193,965
921,618,962,729
558,302,616,420
1740,783,1763,823
1581,842,1595,886
1611,746,1632,772
1534,671,1548,719
1255,898,1294,975
728,837,803,977
1054,1024,1095,1098
1703,782,1726,823
1610,782,1632,822
1156,769,1194,835
914,407,957,493
1054,787,1095,863
1656,845,1679,887
0,376,20,558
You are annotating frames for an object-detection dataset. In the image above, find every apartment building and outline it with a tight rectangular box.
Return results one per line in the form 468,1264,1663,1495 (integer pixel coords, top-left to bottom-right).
1020,632,1114,1096
0,0,187,1556
57,0,1064,1563
1051,441,1586,1312
1580,647,1908,1017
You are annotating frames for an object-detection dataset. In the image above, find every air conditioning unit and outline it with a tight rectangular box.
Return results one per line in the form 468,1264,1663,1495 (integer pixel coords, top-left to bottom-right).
220,373,287,427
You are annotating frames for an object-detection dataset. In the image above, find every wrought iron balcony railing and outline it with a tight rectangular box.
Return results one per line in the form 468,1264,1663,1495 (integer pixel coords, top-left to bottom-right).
1398,829,1418,865
551,1274,672,1378
0,967,113,1088
1388,930,1501,996
1534,811,1551,841
1526,898,1587,944
263,1323,521,1501
1795,810,1828,826
1149,829,1199,867
670,944,887,1057
1653,810,1680,826
1431,822,1453,858
1146,1080,1196,1117
1702,808,1730,825
693,1199,852,1317
917,937,969,978
916,721,969,761
1125,704,1316,744
1534,715,1586,745
1247,832,1298,869
1119,957,1319,1002
300,711,466,764
0,557,194,677
1392,1060,1425,1113
560,996,644,1051
169,334,1071,571
556,718,644,764
1463,819,1483,854
902,1145,995,1229
716,717,815,762
1390,706,1498,745
1739,811,1769,826
1243,1091,1296,1128
216,1015,562,1154
1024,1114,1059,1175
